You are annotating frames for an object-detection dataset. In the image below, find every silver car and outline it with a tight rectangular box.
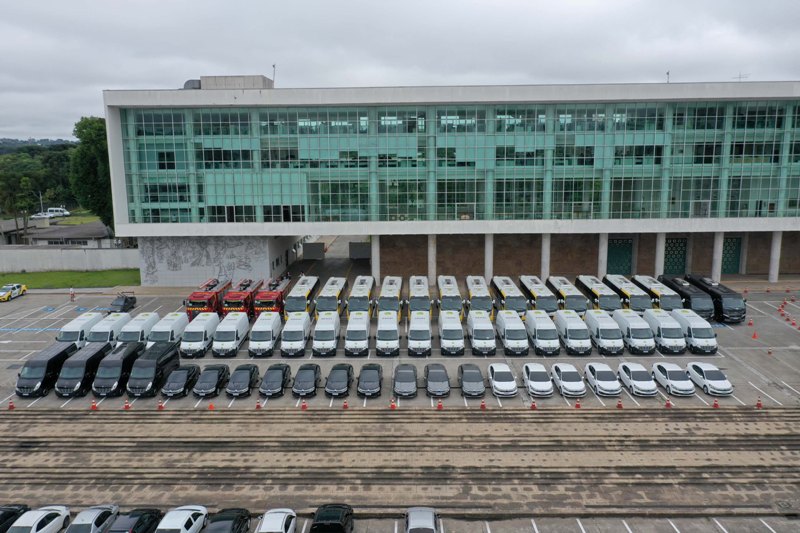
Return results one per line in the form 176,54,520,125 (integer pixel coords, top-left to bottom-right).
66,506,119,533
404,507,440,533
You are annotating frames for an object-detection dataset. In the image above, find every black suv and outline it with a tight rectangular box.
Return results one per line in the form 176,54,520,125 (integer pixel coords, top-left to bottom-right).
310,504,354,533
108,509,163,533
204,509,250,533
110,292,137,313
0,505,30,533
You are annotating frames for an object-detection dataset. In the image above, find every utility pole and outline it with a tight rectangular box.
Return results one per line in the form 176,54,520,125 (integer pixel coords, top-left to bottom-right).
272,64,276,86
666,70,670,83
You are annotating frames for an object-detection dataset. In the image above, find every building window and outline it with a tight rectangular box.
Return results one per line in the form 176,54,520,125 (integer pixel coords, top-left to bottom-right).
196,148,252,169
157,152,176,170
135,112,185,136
731,142,780,164
614,146,664,165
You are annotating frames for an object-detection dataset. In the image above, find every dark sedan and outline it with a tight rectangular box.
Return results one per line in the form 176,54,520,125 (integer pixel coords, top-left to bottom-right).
0,505,29,533
357,363,382,398
193,364,230,398
161,365,200,398
425,363,451,397
324,363,353,398
458,363,486,398
108,509,163,533
393,364,418,398
310,504,353,533
292,363,321,398
205,509,250,533
226,364,260,398
109,292,136,313
259,363,291,398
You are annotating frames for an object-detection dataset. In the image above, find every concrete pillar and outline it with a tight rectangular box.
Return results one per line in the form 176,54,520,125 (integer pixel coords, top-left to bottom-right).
597,233,609,278
541,233,551,279
484,233,494,282
371,235,380,282
368,108,379,221
711,232,724,282
769,231,782,283
739,233,749,275
631,235,639,276
427,235,436,285
654,232,666,277
686,234,694,274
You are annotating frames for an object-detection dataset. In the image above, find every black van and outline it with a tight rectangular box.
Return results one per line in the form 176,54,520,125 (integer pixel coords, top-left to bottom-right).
55,341,113,398
657,275,715,320
15,342,78,398
684,274,747,323
127,341,180,397
92,342,146,397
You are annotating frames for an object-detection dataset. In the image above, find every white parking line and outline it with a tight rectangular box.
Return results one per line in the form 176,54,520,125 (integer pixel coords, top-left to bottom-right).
26,397,41,408
59,398,72,408
712,518,729,533
18,350,37,361
300,519,307,533
748,382,783,406
0,393,15,405
495,396,503,408
295,397,301,408
96,397,106,406
730,394,747,406
562,394,572,407
328,397,334,408
430,396,434,408
463,396,469,408
756,301,800,331
622,520,633,533
194,398,203,408
694,393,710,406
438,518,445,533
667,519,681,533
172,306,184,313
362,396,367,408
589,388,606,407
227,397,236,408
781,380,800,397
530,519,539,533
622,389,641,407
484,521,491,533
394,520,397,533
162,398,170,407
576,518,587,533
759,518,777,533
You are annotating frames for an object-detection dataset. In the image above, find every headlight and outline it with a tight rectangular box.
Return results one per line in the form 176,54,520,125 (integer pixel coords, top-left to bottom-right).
146,381,152,391
112,381,118,390
33,382,41,391
74,382,81,391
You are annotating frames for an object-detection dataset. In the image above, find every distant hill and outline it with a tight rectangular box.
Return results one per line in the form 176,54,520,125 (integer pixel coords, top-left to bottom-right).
0,138,76,155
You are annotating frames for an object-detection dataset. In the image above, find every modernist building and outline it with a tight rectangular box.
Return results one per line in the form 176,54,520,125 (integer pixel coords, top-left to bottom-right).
104,76,800,285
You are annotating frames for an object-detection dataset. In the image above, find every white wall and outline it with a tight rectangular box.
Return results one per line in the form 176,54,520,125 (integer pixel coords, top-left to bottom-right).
0,247,139,273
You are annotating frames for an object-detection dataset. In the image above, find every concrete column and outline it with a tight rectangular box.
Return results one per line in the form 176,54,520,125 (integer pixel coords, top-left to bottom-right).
540,233,551,279
685,234,694,274
371,235,380,282
654,232,666,277
716,104,735,218
368,108,379,221
543,107,555,219
659,105,673,218
484,233,494,282
769,231,782,283
711,232,724,282
777,103,794,216
427,235,436,285
597,233,609,278
739,233,749,275
631,235,639,276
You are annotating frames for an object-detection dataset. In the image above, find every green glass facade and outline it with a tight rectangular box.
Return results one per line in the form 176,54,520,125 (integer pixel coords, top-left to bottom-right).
119,101,800,224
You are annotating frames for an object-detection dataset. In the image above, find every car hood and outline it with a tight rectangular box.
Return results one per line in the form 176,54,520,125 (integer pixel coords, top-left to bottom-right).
428,380,449,390
493,380,517,391
462,381,485,393
395,381,416,392
708,379,732,390
359,378,380,389
327,377,348,389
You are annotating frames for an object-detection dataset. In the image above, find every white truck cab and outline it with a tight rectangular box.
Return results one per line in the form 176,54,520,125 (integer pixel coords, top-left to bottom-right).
438,310,465,356
212,311,250,357
375,310,400,356
671,308,718,354
612,309,656,355
643,309,687,355
248,311,282,357
86,312,132,344
553,309,592,356
407,310,432,357
583,309,624,355
466,310,496,356
524,310,560,356
179,312,220,358
312,311,341,357
281,312,311,357
344,311,370,356
495,310,529,356
56,312,104,349
147,312,189,349
116,312,160,347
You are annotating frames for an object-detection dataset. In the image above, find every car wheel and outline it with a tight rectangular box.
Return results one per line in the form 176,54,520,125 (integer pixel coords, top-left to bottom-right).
703,385,709,394
666,386,672,395
594,385,599,395
63,517,70,529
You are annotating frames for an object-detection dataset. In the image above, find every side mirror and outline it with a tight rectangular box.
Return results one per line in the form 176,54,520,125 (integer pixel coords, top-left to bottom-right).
714,333,718,338
501,299,506,305
594,298,599,303
337,299,341,304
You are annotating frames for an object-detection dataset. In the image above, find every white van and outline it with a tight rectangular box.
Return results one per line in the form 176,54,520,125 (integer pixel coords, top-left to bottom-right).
553,310,592,356
583,309,624,356
344,310,370,357
86,312,132,344
179,312,220,358
281,312,311,357
495,310,529,356
524,310,560,356
407,310,432,357
612,309,656,355
438,310,465,356
47,207,70,217
116,312,160,347
466,310,496,356
147,312,189,348
671,308,718,354
248,311,282,357
212,311,249,357
644,309,687,355
312,311,341,357
56,312,104,349
375,310,400,356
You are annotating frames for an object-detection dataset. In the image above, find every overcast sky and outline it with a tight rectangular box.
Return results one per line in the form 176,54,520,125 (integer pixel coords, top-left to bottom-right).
1,0,798,139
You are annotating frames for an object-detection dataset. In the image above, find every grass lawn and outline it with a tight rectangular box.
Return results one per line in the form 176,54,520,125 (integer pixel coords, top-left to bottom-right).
56,208,100,226
0,269,140,289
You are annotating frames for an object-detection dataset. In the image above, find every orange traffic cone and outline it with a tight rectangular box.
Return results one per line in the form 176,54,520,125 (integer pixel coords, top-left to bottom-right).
767,287,771,293
255,400,262,410
480,399,486,410
743,288,749,295
747,318,753,326
436,398,443,410
301,399,308,411
616,398,623,409
157,399,164,411
208,402,215,411
390,398,397,410
8,399,15,411
530,399,537,410
90,399,98,411
752,330,759,340
712,398,720,409
342,399,349,410
123,399,131,411
756,397,763,409
792,295,796,302
665,397,673,409
768,348,773,356
575,398,581,409
792,319,797,327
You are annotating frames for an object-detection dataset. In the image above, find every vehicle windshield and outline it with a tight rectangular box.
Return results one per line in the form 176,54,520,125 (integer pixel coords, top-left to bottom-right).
57,330,80,342
598,295,622,310
442,328,462,340
462,369,482,382
529,371,550,382
117,330,142,342
215,330,236,342
284,296,308,313
599,328,622,339
167,370,188,384
329,369,348,383
148,330,170,342
493,370,514,382
504,296,527,313
264,370,283,384
19,363,45,379
506,328,527,340
187,299,207,308
667,370,688,380
409,296,431,312
8,527,34,533
182,331,204,343
535,295,558,313
595,370,617,381
564,295,586,312
96,363,121,379
86,331,110,343
470,296,492,312
630,327,653,339
197,372,219,386
59,364,85,380
224,300,243,308
629,295,652,311
130,363,154,379
0,285,13,292
661,326,683,339
535,328,558,340
282,330,304,342
251,330,272,342
378,297,398,312
295,369,315,383
561,371,582,382
441,295,462,312
567,328,589,340
315,329,335,341
66,525,92,533
360,369,379,382
377,329,398,341
692,327,714,339
396,369,415,382
474,328,494,340
428,369,447,381
254,299,276,309
347,296,370,313
409,328,430,341
346,329,367,341
231,371,250,384
692,297,714,311
630,370,652,381
316,295,338,313
704,369,727,381
659,295,682,310
722,296,745,309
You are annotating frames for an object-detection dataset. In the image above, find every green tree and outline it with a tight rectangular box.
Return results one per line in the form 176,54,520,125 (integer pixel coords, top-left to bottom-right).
70,117,113,230
0,152,44,235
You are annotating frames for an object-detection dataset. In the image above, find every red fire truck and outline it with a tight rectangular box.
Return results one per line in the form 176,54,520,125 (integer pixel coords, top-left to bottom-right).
222,278,264,318
252,275,292,318
185,278,232,319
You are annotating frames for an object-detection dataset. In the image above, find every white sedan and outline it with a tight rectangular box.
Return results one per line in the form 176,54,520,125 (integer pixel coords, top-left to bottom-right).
652,362,695,396
584,362,622,397
154,506,207,533
256,509,296,533
9,506,70,533
687,362,734,396
617,362,658,397
488,363,518,397
65,506,118,533
551,363,586,397
522,363,554,397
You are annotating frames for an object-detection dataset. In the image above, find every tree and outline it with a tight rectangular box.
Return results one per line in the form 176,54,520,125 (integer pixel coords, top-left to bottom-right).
0,152,44,236
70,117,113,230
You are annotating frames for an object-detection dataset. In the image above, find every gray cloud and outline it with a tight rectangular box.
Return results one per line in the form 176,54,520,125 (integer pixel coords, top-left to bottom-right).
1,0,798,138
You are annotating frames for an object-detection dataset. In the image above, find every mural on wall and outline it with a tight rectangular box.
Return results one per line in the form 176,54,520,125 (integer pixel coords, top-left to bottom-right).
140,237,270,285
